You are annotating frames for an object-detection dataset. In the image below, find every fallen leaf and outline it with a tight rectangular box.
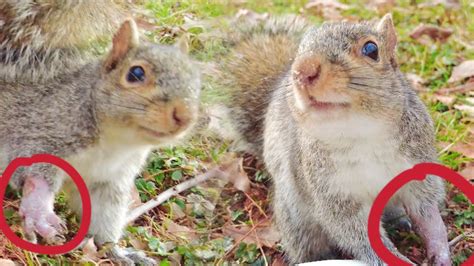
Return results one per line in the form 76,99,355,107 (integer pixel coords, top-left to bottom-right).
436,81,474,95
234,9,269,23
409,24,453,44
82,238,100,262
454,104,474,117
459,162,474,181
168,202,186,220
220,157,251,192
418,0,460,9
434,95,456,106
0,259,15,266
448,60,474,84
164,218,198,241
450,142,474,158
305,0,349,10
223,222,281,248
130,185,142,210
367,0,396,11
304,0,349,21
186,193,216,218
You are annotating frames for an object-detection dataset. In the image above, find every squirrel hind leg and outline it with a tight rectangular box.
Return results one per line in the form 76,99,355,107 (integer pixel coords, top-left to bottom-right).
274,199,338,263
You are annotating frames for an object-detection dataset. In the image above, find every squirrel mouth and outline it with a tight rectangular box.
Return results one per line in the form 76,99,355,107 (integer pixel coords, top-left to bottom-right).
308,97,350,111
139,126,176,138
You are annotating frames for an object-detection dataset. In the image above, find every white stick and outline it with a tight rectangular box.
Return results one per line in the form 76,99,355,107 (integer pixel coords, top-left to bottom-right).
126,167,226,223
449,232,474,247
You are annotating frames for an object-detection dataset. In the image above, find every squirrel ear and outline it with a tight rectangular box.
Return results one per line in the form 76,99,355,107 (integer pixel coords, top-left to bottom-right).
376,14,397,54
103,19,139,72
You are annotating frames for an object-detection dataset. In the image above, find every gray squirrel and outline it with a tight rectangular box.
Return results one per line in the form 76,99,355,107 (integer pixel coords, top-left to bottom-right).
214,14,451,265
0,19,201,265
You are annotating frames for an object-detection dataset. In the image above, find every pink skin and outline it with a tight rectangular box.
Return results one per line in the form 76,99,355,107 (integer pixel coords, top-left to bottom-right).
19,176,66,244
408,204,451,266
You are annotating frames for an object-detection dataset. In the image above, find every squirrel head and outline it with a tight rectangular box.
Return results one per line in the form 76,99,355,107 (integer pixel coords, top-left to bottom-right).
98,19,201,145
288,14,408,141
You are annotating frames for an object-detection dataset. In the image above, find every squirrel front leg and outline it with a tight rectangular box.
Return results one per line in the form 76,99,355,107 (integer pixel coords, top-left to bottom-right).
67,179,156,266
8,160,67,244
401,176,451,266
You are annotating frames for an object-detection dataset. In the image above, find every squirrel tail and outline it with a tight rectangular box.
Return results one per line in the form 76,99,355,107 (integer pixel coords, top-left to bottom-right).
0,0,125,82
208,15,309,155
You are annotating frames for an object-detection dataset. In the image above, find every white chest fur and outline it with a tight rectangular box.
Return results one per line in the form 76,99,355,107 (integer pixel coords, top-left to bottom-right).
303,113,412,202
60,127,153,188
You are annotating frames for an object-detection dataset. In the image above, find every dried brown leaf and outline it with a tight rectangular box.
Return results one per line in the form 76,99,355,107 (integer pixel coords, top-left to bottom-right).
434,95,456,106
220,157,251,192
130,185,142,210
454,104,474,117
168,202,186,220
418,0,460,9
459,162,474,181
409,24,453,43
164,218,198,241
129,237,147,251
305,0,349,21
448,60,474,84
223,223,281,248
436,81,474,95
82,238,100,262
305,0,349,10
367,0,396,11
450,142,474,158
234,9,269,23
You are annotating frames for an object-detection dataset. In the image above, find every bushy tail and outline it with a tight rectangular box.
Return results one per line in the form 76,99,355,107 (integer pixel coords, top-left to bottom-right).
0,0,125,82
209,15,309,155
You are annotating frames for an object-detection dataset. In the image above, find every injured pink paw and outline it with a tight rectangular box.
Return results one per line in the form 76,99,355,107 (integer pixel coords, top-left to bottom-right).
19,176,67,244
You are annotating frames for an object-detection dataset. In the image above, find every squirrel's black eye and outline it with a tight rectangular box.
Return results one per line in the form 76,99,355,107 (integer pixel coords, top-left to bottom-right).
361,41,378,61
127,66,145,82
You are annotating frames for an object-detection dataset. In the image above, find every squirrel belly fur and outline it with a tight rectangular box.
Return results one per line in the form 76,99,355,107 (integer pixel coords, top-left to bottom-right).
215,14,450,265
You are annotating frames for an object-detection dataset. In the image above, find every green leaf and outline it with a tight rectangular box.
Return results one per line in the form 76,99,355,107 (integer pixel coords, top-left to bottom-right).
160,259,171,266
171,170,183,181
154,173,165,183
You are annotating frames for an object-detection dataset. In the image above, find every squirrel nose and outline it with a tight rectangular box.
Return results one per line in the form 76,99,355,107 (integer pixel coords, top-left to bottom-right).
170,101,191,127
292,57,322,88
172,107,183,126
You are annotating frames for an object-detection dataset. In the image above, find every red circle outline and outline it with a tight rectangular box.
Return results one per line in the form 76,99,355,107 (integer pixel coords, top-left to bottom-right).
0,154,91,255
368,162,474,266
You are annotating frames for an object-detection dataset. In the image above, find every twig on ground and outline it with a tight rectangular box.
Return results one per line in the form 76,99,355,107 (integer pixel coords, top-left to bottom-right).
449,232,474,247
127,159,241,223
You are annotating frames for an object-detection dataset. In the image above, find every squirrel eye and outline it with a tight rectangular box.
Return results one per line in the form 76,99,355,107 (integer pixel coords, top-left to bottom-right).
127,66,145,82
361,41,378,61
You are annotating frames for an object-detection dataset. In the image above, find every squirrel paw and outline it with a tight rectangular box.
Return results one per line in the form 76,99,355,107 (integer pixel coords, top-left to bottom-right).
107,246,156,266
19,177,67,244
